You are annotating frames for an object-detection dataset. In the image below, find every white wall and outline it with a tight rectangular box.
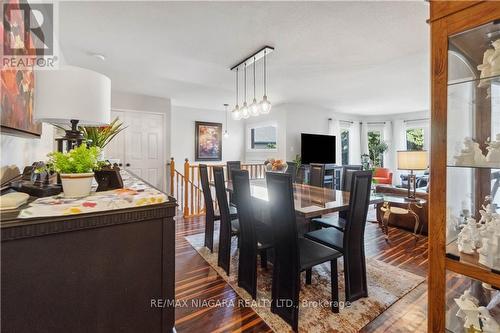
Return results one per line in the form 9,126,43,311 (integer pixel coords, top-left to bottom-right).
1,123,56,170
170,105,244,164
244,107,287,162
244,103,361,164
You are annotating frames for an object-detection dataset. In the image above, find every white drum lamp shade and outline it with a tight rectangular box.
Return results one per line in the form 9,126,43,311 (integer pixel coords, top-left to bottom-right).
397,150,428,170
34,66,111,125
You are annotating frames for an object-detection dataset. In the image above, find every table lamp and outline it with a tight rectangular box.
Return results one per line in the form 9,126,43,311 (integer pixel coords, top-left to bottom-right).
35,66,111,152
397,150,428,201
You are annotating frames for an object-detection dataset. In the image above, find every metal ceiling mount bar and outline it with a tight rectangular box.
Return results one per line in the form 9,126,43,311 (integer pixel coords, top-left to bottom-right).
230,46,275,71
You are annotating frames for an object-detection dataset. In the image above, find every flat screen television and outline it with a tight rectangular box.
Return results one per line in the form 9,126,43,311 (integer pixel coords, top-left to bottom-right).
301,133,336,164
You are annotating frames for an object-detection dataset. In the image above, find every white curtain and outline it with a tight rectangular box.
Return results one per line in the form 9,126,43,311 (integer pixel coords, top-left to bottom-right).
350,122,361,164
360,122,369,156
383,121,393,172
328,118,342,165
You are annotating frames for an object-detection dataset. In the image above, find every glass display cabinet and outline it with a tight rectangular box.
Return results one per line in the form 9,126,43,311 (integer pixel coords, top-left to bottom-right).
429,2,500,332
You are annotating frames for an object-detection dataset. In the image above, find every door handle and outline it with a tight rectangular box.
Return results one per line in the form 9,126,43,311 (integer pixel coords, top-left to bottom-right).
126,163,131,167
118,163,123,167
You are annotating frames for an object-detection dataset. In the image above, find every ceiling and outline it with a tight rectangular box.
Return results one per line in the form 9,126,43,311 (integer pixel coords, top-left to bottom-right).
59,1,430,115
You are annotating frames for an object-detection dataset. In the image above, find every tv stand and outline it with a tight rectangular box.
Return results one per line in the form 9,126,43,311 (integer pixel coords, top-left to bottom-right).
301,164,343,189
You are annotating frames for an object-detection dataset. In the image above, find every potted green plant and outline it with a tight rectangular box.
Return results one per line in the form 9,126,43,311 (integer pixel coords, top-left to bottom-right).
44,144,102,198
80,117,126,150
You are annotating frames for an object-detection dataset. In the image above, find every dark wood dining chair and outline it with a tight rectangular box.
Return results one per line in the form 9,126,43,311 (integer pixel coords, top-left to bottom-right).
266,172,342,331
304,170,373,303
309,163,325,188
213,166,240,275
312,165,363,231
226,161,241,206
199,164,237,252
285,162,297,183
231,169,273,299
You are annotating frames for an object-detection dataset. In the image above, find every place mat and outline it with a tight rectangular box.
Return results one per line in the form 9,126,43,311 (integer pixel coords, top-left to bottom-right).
185,230,425,333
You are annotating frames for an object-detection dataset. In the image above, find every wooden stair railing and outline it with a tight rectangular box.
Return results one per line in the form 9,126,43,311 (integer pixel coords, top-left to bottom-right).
167,157,266,218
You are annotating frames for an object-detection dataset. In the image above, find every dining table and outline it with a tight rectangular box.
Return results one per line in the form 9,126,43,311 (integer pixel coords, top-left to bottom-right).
215,178,384,230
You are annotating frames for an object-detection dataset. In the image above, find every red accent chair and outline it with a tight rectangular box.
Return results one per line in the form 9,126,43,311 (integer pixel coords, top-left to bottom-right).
373,168,393,185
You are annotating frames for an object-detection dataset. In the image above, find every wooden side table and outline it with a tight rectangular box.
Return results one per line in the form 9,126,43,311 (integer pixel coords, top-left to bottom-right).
380,197,426,243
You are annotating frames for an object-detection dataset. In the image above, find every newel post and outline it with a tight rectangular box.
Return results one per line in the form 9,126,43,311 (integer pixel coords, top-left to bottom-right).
183,158,190,217
169,157,175,196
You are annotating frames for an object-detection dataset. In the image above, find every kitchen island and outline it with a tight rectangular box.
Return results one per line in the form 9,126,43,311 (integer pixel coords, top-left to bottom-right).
1,173,177,333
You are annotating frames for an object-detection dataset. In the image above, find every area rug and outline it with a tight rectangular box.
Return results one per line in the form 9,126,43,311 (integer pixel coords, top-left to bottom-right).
185,232,425,333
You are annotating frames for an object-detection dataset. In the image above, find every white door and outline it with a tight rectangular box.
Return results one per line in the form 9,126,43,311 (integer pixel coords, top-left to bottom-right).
105,110,165,191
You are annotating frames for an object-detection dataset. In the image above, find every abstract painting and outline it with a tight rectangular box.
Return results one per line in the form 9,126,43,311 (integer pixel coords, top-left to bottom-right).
1,0,42,137
195,121,222,161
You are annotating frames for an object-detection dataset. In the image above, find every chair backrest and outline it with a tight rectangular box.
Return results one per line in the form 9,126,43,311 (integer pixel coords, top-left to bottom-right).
343,170,372,295
231,169,256,251
213,166,232,273
199,164,215,219
226,161,241,181
341,165,363,191
285,162,297,183
266,172,300,280
309,163,325,188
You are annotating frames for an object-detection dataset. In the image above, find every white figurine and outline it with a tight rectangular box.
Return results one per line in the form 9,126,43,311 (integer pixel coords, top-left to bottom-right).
455,290,481,331
478,48,495,88
478,306,500,333
458,218,481,254
454,137,486,166
479,196,496,225
486,134,500,166
477,217,500,270
490,39,500,77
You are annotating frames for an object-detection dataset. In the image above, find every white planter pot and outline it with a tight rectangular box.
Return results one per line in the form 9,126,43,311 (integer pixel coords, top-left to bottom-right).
60,173,94,198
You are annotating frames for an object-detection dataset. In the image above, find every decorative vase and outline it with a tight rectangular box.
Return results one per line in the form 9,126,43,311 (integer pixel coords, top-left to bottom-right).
60,173,94,198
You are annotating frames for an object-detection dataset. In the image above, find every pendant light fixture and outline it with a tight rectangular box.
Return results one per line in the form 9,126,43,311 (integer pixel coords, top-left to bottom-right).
229,46,274,120
223,103,230,138
231,68,241,120
240,64,250,119
249,57,260,116
260,49,272,114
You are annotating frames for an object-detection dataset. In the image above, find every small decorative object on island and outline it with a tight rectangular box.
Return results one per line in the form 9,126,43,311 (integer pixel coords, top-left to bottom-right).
264,158,288,172
94,163,124,192
485,134,500,166
454,137,486,166
41,144,102,198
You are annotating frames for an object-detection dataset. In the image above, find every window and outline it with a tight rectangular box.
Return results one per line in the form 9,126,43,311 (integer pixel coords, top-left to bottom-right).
341,129,349,165
248,124,277,150
368,130,386,167
406,128,424,151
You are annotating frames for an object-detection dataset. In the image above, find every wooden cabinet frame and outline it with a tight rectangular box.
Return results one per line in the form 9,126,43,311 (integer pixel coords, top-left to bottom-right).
429,1,500,332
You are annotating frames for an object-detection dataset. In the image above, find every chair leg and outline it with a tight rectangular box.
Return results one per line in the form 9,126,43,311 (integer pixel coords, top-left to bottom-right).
331,259,339,313
260,249,268,270
305,268,312,285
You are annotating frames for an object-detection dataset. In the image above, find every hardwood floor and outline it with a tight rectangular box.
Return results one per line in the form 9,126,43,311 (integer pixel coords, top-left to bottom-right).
175,208,429,332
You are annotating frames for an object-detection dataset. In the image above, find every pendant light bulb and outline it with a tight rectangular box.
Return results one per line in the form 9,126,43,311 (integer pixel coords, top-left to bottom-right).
259,50,271,114
249,58,260,117
260,95,271,114
232,68,241,120
240,64,250,119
